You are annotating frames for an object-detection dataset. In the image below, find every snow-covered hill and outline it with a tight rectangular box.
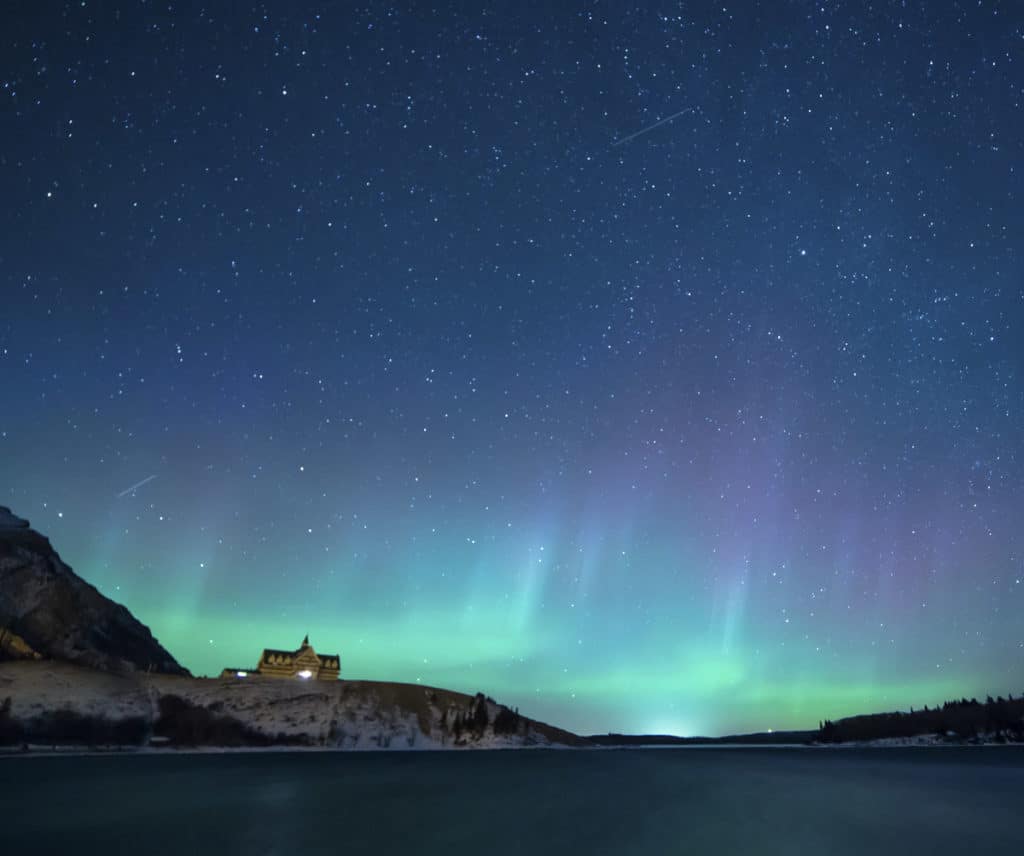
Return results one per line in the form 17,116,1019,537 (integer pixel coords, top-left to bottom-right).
0,661,587,750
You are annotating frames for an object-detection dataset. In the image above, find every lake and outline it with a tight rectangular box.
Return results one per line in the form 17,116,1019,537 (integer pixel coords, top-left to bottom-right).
3,747,1023,854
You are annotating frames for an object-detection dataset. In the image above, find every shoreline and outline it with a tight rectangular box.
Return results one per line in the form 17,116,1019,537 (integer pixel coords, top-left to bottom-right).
4,739,1022,759
0,741,581,758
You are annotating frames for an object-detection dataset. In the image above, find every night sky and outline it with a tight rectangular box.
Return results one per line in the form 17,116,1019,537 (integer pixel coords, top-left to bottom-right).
2,2,1023,737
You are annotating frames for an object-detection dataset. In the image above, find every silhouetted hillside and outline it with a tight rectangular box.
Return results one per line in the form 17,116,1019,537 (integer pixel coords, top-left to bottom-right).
818,694,1024,743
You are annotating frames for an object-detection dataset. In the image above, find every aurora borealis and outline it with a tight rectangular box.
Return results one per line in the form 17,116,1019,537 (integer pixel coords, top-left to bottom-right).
2,2,1023,737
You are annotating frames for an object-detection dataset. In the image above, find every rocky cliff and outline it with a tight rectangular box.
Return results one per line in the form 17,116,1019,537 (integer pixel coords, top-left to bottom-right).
0,506,188,676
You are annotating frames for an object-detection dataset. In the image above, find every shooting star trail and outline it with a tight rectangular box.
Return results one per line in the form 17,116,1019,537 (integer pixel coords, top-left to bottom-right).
612,107,694,147
116,475,157,498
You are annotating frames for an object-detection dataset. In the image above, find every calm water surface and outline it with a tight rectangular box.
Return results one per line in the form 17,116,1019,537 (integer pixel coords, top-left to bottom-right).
3,747,1023,855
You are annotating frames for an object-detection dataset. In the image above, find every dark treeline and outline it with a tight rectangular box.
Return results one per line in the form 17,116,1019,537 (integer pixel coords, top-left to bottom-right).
153,695,309,747
818,694,1024,743
1,695,148,747
445,692,526,742
0,694,310,749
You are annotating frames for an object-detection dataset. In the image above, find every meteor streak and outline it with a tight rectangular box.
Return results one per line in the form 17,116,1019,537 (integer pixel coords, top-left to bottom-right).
116,474,157,498
612,107,693,147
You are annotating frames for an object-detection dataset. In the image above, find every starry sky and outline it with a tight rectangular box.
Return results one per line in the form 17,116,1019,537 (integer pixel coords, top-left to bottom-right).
2,1,1023,737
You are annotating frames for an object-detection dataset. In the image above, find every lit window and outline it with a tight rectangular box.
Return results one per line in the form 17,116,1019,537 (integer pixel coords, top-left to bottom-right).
236,671,248,678
297,669,313,679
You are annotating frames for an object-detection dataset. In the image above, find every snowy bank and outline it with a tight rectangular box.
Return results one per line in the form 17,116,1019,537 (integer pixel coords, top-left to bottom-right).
0,661,587,752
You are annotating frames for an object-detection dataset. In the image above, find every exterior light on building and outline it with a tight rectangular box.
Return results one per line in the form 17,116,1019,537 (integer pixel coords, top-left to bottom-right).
218,637,340,681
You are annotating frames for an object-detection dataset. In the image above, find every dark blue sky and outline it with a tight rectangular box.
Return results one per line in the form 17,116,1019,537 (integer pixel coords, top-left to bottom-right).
2,1,1022,735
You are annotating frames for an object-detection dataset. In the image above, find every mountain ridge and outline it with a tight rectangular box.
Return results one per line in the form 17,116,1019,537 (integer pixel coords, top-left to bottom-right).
0,506,188,677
